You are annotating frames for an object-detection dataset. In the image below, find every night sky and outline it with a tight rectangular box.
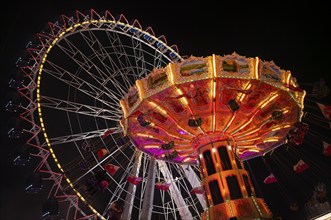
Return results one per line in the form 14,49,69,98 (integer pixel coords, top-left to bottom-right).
1,1,330,220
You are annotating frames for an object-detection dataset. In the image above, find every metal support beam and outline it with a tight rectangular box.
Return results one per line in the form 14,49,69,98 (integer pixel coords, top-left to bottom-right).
121,151,142,220
158,161,193,220
182,164,207,210
140,157,156,220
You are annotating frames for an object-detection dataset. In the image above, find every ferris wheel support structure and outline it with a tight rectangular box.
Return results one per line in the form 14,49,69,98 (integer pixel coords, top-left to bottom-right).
141,157,157,220
121,151,143,219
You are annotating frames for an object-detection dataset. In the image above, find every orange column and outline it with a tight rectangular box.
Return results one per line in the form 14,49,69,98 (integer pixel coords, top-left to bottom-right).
192,132,273,220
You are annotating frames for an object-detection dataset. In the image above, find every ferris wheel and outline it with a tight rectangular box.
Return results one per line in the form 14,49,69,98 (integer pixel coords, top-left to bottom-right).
9,9,206,220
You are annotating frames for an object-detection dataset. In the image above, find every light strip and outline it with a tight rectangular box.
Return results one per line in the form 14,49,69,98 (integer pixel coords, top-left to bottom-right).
183,157,191,162
212,54,217,78
211,80,216,132
236,137,261,143
231,112,256,135
263,138,281,143
149,101,167,115
238,82,252,102
254,57,259,79
136,80,144,100
176,88,189,106
119,99,128,118
260,93,278,109
212,101,216,132
169,64,175,85
144,145,161,149
223,111,237,132
234,119,271,139
135,133,156,138
270,124,291,132
286,71,291,86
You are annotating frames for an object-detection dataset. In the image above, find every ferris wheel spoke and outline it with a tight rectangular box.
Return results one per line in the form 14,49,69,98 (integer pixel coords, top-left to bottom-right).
104,67,137,97
60,38,108,80
40,95,120,121
79,30,122,80
57,38,127,100
43,62,120,111
180,164,206,209
81,30,123,76
157,161,193,219
103,33,142,92
79,30,141,91
104,31,137,74
71,143,128,187
44,128,120,146
152,45,166,69
130,38,148,79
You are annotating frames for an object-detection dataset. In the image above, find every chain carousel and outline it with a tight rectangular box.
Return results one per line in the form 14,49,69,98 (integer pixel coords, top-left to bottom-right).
120,53,306,219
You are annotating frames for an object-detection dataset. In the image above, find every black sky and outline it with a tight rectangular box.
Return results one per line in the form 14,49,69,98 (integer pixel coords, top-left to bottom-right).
1,1,330,220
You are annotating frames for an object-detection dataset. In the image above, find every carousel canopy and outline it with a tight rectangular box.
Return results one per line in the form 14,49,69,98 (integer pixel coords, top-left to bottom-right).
120,53,306,164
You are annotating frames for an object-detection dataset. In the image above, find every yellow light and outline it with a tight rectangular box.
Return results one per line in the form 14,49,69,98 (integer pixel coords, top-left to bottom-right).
136,80,144,100
238,82,252,102
119,100,128,118
144,145,161,149
149,101,167,115
176,88,188,105
260,93,278,109
286,71,291,85
236,136,261,143
169,64,175,85
212,54,217,78
183,157,191,162
212,81,216,99
263,138,280,143
212,102,216,132
135,133,155,138
234,119,271,139
254,57,259,79
223,112,237,132
271,124,291,131
232,117,253,135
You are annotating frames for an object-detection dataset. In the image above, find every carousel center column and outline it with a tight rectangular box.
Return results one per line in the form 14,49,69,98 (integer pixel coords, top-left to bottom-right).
192,132,273,220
